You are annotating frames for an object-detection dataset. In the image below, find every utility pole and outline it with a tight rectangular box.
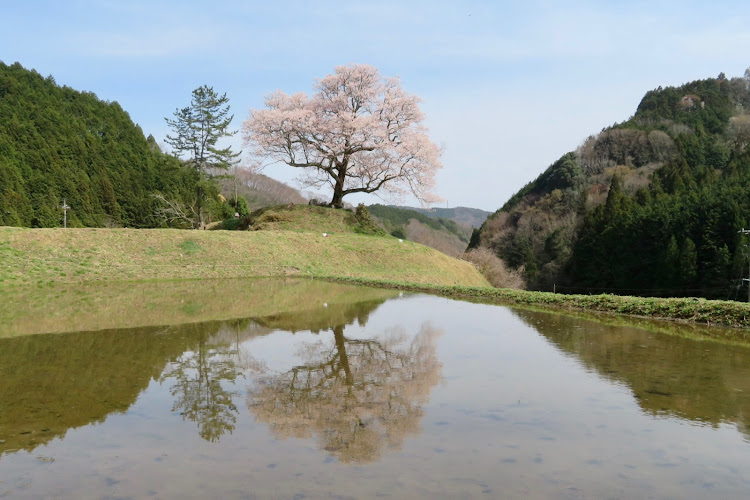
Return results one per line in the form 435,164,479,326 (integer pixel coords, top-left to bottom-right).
739,228,750,302
60,198,70,228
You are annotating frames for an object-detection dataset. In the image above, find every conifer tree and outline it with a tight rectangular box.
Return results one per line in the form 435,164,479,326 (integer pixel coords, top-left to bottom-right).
164,86,240,226
165,85,240,174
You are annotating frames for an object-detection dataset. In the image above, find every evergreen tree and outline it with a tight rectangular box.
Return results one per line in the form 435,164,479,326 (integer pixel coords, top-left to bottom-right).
164,85,240,227
663,236,680,288
165,85,240,174
0,61,195,228
679,237,698,287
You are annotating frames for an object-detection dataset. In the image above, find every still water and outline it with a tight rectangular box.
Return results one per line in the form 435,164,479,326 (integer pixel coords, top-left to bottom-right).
2,278,750,498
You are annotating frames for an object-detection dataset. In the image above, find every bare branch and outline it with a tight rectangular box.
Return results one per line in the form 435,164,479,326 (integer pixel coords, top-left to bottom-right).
152,193,199,228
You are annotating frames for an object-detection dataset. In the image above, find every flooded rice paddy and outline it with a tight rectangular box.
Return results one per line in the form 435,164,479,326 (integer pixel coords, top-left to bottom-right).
2,278,750,498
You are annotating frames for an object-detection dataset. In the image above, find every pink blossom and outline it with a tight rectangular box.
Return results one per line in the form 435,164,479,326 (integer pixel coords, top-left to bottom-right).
243,64,443,207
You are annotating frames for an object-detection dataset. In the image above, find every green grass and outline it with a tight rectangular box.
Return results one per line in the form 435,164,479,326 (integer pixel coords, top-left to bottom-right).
178,239,202,255
213,204,387,236
4,202,750,330
0,225,488,289
324,277,750,330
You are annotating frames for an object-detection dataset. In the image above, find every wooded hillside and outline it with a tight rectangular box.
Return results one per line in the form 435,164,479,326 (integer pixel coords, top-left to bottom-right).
0,61,196,228
472,71,750,299
395,205,490,228
368,204,471,256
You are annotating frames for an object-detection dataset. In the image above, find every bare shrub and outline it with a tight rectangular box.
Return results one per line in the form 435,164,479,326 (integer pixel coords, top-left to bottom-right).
99,215,123,228
666,122,693,137
728,114,750,152
479,212,509,247
647,130,676,161
577,134,613,176
579,128,676,174
220,169,307,209
463,248,526,289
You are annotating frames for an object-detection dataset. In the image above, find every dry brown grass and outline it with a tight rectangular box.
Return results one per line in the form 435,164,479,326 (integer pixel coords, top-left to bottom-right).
463,248,526,289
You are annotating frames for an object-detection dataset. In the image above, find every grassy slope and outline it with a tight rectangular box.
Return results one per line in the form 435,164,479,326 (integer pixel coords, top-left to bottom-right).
4,201,750,330
0,225,488,288
214,204,387,233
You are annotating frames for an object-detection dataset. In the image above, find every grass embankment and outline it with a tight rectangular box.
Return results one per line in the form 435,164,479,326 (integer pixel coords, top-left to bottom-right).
0,224,487,288
4,203,750,330
215,203,387,234
327,277,750,330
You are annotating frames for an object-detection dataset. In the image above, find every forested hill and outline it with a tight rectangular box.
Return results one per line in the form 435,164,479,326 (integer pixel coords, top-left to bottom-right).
0,61,196,227
393,205,490,228
471,71,750,299
368,204,471,257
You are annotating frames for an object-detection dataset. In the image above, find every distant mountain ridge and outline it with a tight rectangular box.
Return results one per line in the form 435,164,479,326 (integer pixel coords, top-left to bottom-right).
388,205,490,228
368,204,476,257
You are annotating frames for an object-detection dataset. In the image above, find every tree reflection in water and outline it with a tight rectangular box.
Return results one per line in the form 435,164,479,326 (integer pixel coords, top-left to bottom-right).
247,323,442,463
160,320,265,442
0,280,408,453
153,294,443,453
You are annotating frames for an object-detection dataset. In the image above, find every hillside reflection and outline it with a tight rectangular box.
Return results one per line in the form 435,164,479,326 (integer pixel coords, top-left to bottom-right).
0,279,400,455
0,319,272,457
512,309,750,434
247,308,442,463
0,277,399,337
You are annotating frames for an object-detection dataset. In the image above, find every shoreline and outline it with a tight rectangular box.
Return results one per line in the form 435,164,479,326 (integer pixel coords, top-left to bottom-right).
322,276,750,330
3,226,750,330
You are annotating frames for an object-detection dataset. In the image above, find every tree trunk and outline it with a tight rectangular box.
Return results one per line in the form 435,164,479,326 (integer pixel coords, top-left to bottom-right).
196,184,206,229
330,190,344,209
333,326,354,388
330,165,346,208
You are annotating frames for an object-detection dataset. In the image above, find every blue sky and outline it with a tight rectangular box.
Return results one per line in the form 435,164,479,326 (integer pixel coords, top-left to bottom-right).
2,0,749,211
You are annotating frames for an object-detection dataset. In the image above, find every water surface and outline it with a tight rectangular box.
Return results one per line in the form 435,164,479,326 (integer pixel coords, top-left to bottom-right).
2,278,750,498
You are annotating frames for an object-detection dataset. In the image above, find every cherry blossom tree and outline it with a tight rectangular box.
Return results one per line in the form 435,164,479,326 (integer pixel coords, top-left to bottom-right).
243,64,442,208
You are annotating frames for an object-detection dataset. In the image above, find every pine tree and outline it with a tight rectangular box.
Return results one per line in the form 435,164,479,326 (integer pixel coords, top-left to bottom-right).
165,85,240,174
164,86,240,226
